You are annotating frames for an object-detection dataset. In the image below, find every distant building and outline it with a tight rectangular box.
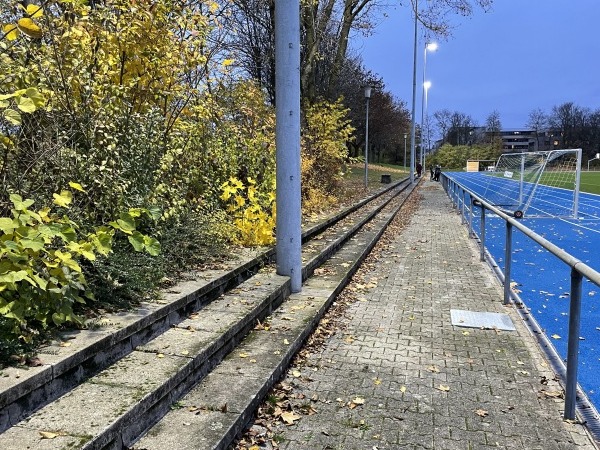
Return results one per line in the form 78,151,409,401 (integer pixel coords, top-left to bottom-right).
433,128,564,153
500,130,563,153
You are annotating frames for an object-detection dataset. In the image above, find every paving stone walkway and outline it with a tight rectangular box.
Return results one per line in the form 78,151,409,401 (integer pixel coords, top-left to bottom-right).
264,181,598,450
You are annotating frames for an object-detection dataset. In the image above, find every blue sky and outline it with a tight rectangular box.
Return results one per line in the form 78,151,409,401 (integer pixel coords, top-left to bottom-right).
352,0,600,129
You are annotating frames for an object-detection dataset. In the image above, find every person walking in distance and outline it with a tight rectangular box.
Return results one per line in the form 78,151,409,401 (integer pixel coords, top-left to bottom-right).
416,162,423,178
434,164,441,181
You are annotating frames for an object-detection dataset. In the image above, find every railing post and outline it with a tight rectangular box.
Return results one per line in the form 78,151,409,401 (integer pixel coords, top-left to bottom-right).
564,268,583,420
468,196,474,238
480,205,486,262
503,222,513,305
454,183,458,209
461,189,466,224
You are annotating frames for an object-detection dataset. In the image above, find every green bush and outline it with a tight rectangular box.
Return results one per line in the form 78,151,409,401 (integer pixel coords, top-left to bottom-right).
0,191,159,343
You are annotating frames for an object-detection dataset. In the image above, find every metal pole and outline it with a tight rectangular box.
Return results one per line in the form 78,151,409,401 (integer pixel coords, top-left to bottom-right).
519,155,525,205
503,222,513,305
404,134,407,169
461,189,466,224
420,44,426,170
468,195,474,237
275,0,302,293
424,82,430,166
365,96,370,188
564,268,583,420
480,205,486,262
409,0,418,183
574,148,582,217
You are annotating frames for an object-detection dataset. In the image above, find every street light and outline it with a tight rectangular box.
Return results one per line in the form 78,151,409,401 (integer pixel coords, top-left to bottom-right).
588,153,600,171
420,42,437,169
422,80,431,163
404,133,408,170
409,0,418,183
364,85,372,188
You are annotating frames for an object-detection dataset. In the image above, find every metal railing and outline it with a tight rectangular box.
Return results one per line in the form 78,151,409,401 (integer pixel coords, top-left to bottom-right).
441,173,600,421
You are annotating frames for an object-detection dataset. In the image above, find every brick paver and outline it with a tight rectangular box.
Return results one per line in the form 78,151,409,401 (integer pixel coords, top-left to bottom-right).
267,181,598,450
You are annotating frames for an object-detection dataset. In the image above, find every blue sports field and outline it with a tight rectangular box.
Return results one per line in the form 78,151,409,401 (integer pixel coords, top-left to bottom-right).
445,171,600,407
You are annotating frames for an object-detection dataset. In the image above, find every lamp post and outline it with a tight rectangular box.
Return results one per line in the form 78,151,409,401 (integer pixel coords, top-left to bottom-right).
409,0,418,183
588,153,600,171
404,133,408,170
422,80,431,164
364,85,372,188
420,42,437,169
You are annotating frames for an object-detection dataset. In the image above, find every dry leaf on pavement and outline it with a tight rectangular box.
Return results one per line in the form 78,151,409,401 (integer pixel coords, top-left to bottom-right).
475,409,488,417
280,411,301,425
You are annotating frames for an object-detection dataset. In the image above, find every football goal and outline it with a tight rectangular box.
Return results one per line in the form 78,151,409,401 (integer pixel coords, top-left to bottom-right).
481,149,582,218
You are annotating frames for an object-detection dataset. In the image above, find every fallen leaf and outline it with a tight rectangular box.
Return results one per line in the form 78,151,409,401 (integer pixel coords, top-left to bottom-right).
59,342,71,347
475,409,488,417
541,390,564,398
280,411,301,424
352,397,365,405
157,353,165,358
39,431,61,439
462,331,470,336
373,378,382,385
284,339,289,345
399,386,406,393
180,350,189,356
239,353,249,358
436,384,450,392
427,365,440,373
551,334,561,339
292,370,302,377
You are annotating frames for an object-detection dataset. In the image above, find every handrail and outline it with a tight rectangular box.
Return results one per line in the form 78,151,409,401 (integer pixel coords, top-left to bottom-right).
441,173,600,423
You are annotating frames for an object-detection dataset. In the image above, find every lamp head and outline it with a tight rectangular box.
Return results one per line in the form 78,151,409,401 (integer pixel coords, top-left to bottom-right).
426,42,438,52
364,85,372,99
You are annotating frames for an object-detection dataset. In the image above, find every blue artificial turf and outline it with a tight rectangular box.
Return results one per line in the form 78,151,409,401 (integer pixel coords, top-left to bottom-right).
446,171,600,405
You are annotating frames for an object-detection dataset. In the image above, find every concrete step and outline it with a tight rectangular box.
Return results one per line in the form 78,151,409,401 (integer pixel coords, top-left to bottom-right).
0,179,412,449
134,189,409,450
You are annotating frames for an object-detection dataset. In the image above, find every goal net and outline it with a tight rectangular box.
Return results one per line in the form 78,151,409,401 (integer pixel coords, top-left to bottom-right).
481,149,582,218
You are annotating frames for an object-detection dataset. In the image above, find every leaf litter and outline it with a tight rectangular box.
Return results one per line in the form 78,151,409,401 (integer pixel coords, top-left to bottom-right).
233,189,422,449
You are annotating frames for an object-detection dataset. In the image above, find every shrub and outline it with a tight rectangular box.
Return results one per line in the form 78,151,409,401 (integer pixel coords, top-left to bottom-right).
301,99,355,213
220,177,275,246
0,190,159,343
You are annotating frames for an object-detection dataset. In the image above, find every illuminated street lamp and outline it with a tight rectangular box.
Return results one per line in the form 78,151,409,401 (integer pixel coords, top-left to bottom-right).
588,153,600,171
364,85,372,188
409,0,418,183
420,42,437,168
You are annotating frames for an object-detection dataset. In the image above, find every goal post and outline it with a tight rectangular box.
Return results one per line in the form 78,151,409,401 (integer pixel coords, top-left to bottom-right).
481,149,582,218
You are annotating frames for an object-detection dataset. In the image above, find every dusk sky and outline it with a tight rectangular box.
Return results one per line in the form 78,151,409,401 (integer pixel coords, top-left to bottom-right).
352,0,600,130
